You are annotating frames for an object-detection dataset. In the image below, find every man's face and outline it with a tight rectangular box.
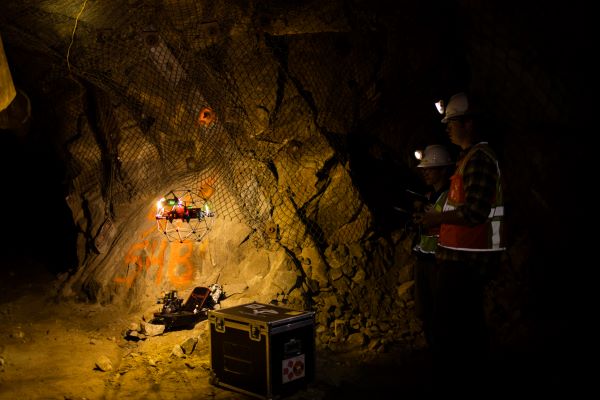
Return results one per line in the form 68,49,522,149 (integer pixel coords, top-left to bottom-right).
420,166,445,186
445,119,468,147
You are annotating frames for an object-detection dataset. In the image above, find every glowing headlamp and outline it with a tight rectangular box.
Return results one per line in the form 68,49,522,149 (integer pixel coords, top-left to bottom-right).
435,99,445,114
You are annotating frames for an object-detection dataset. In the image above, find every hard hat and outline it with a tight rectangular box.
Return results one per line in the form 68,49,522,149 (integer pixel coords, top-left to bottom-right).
441,92,470,123
416,144,453,168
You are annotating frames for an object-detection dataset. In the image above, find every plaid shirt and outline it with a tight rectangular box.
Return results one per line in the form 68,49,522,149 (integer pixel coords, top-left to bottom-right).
436,145,503,263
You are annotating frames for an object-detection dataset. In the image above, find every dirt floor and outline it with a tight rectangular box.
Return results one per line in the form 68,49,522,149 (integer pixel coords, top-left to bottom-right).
1,256,586,400
0,259,435,400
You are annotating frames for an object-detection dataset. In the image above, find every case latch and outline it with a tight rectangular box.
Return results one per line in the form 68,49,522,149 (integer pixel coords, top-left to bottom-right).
215,316,225,333
249,324,261,341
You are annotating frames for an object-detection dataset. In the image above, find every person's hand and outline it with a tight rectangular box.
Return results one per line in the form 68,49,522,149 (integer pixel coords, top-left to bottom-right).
413,200,424,213
412,211,423,226
420,208,442,228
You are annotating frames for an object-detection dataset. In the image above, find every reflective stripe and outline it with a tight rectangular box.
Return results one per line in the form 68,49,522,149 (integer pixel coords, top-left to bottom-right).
491,220,502,248
490,206,504,217
439,244,506,252
413,244,436,254
444,204,503,219
443,203,456,212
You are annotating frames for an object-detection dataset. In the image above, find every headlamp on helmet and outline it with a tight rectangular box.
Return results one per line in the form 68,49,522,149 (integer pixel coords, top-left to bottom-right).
434,99,445,115
441,92,470,123
415,145,453,168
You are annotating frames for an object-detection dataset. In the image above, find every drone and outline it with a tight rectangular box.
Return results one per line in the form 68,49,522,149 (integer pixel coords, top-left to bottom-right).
155,189,215,243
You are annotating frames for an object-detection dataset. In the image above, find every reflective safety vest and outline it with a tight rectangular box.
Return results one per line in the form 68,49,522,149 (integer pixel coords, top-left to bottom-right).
439,143,506,251
413,190,448,254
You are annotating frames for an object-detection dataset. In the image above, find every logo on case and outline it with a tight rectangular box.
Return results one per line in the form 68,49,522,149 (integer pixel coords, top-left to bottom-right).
282,355,305,383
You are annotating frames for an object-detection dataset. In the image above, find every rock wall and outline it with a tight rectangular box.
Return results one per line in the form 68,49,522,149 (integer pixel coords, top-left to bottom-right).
1,0,589,353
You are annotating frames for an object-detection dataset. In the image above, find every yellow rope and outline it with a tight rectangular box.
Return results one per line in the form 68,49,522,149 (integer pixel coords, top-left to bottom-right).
66,0,88,74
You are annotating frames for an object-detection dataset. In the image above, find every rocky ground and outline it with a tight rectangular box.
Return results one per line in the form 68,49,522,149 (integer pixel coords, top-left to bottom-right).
0,259,434,400
2,255,587,400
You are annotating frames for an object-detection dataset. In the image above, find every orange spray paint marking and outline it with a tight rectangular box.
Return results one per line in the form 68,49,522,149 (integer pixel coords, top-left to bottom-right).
198,177,216,199
167,241,195,286
115,205,199,287
197,107,215,126
147,206,158,221
150,239,169,285
115,241,147,287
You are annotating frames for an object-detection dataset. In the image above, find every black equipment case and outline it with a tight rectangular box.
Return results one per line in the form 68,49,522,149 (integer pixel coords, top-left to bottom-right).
208,302,315,399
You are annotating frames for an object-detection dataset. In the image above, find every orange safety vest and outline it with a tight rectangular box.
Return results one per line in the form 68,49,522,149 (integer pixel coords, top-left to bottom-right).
439,143,505,251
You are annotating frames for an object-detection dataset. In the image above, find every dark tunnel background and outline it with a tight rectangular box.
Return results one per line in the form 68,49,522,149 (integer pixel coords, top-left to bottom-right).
0,90,78,275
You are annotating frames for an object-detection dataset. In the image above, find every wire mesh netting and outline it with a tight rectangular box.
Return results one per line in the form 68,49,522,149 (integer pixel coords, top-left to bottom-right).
1,0,416,250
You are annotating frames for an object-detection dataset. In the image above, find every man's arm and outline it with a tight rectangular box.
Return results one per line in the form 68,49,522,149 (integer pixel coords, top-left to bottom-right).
418,150,497,228
461,150,498,225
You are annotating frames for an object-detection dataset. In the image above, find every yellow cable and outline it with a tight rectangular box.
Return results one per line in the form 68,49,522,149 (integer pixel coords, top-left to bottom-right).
66,0,88,74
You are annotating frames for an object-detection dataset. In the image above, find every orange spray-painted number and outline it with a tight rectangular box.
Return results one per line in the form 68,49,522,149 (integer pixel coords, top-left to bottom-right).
167,241,195,286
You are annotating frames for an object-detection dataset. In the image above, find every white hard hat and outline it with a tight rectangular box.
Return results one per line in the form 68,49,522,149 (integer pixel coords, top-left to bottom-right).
441,92,470,123
417,145,453,168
